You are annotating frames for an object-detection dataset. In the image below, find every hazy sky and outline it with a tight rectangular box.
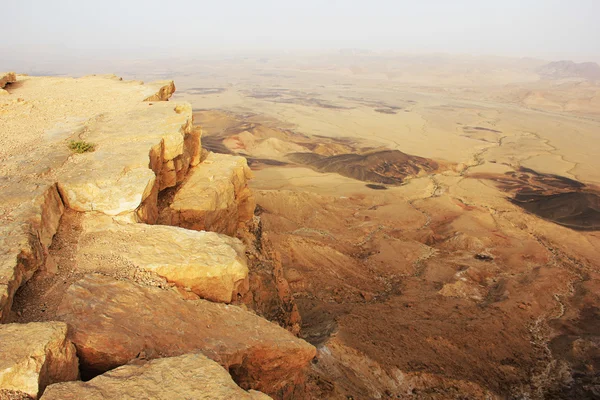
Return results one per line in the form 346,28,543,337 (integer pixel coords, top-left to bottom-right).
2,0,599,61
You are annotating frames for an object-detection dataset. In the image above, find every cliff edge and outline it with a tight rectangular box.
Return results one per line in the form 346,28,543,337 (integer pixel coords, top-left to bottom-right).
0,74,313,399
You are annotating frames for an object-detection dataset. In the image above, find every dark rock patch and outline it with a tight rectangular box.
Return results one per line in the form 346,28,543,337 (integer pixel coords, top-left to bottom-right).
463,126,502,134
374,108,398,115
287,150,438,185
510,191,600,230
470,167,599,231
366,184,388,190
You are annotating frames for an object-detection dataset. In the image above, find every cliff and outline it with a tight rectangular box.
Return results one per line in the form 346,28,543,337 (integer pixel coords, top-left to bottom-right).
0,74,313,399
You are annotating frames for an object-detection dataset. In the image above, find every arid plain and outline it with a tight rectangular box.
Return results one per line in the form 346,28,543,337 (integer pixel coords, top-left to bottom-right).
156,53,600,399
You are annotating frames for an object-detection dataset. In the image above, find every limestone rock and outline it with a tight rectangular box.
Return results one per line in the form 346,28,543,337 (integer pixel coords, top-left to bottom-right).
148,123,202,194
56,275,316,398
57,102,196,218
0,182,64,322
0,75,198,317
0,72,16,89
160,152,255,235
76,217,248,303
0,322,78,399
41,353,271,400
142,80,176,101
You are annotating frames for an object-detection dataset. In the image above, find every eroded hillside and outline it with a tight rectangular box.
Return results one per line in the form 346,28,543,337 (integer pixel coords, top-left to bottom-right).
186,89,600,399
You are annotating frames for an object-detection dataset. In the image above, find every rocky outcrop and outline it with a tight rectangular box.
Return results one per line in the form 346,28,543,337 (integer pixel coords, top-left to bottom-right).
142,80,176,102
1,74,308,400
151,124,202,192
238,216,302,335
76,216,248,303
41,354,270,400
0,72,16,95
0,183,64,322
0,322,78,399
56,101,198,218
159,152,255,235
56,274,316,398
0,75,186,323
0,72,16,87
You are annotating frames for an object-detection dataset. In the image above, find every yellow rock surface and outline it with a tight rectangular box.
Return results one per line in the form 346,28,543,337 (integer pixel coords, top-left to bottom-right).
41,354,270,400
77,216,248,303
56,101,195,216
0,183,64,322
0,74,198,321
56,275,316,398
0,322,78,399
141,80,176,101
162,152,255,235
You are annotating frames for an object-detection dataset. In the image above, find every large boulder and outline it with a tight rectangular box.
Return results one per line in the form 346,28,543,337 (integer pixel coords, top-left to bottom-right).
41,353,270,400
56,275,316,398
76,217,248,303
159,152,256,236
0,322,78,399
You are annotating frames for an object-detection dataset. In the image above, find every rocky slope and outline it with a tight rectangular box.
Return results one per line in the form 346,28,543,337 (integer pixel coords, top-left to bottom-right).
0,74,315,399
536,60,600,81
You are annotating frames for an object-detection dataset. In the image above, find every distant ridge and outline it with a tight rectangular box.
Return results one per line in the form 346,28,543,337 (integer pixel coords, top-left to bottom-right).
536,60,600,80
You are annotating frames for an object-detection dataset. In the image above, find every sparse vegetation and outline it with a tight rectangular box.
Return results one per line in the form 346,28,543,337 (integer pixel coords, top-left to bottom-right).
68,140,96,153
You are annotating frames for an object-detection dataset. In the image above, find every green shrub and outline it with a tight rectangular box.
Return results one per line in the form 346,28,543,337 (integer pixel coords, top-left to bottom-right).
68,140,96,153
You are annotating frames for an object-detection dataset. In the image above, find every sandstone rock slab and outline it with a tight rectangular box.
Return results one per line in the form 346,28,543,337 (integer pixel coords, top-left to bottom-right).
0,182,64,322
0,322,78,399
0,74,197,318
160,152,255,235
76,217,248,303
56,275,316,398
41,353,270,400
56,102,195,218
